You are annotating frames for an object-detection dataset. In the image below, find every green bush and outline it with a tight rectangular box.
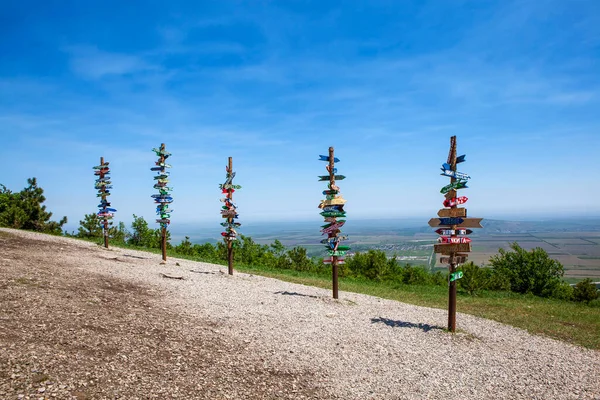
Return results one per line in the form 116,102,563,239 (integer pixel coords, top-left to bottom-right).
458,262,492,295
400,264,431,285
430,270,447,286
489,242,565,297
346,250,391,281
573,279,599,303
588,298,600,308
550,281,574,301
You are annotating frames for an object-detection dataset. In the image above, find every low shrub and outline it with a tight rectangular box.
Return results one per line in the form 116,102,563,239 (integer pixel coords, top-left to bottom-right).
573,279,599,303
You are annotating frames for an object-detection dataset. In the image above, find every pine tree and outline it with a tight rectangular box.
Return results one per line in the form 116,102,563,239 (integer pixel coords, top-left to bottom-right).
0,178,67,234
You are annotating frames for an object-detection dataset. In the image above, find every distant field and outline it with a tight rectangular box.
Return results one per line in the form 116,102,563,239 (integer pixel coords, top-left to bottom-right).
306,232,600,280
183,218,600,280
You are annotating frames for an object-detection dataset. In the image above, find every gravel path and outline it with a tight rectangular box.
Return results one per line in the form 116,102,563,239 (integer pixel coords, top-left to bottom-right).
1,228,599,399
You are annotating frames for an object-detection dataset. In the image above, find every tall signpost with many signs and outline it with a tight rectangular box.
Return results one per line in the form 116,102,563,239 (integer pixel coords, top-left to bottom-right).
219,157,241,275
318,147,349,299
94,157,116,248
429,136,483,332
152,144,173,263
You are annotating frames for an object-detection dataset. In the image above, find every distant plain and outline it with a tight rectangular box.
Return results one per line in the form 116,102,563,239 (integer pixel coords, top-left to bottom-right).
172,217,600,281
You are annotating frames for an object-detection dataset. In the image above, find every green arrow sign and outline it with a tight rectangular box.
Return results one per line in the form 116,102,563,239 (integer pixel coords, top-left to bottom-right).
449,271,463,282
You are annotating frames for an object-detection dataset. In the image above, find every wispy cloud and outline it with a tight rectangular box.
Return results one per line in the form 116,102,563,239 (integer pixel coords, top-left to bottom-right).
65,45,159,80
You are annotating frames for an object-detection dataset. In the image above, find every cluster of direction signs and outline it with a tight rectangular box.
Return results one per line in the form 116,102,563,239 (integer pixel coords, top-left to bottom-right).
151,145,173,229
219,163,241,241
428,142,483,282
94,159,116,236
318,153,350,264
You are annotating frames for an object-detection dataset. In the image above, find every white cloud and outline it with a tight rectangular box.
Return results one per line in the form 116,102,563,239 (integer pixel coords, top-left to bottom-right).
65,46,158,80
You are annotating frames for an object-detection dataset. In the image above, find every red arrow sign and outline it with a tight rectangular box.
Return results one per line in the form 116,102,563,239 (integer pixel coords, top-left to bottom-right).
435,229,473,235
443,196,468,208
438,236,472,244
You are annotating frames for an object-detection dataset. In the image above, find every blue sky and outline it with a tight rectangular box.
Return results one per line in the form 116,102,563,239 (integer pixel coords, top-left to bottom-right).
1,0,599,234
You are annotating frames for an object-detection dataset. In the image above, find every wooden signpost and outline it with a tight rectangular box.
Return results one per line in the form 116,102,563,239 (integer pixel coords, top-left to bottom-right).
152,144,172,263
94,157,115,248
219,157,241,275
319,147,349,299
430,136,483,332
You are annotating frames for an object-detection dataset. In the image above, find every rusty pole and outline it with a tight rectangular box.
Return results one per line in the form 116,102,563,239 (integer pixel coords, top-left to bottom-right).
329,146,339,299
448,136,457,332
100,157,109,249
160,143,167,262
227,157,234,275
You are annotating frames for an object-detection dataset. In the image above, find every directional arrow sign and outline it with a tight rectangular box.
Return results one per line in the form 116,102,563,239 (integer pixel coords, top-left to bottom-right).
320,211,346,218
318,175,346,181
321,220,346,229
429,217,463,227
440,170,471,180
443,196,468,208
456,218,483,228
439,236,472,244
449,271,464,281
325,244,351,251
319,198,347,207
438,208,467,218
319,155,340,163
322,205,344,212
434,243,472,254
321,222,345,234
429,217,483,228
440,255,468,264
441,180,468,194
456,154,466,163
435,229,473,235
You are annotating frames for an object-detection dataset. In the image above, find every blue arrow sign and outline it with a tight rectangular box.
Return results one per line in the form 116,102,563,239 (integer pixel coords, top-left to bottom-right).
440,170,471,180
319,155,340,163
456,154,466,163
439,217,464,225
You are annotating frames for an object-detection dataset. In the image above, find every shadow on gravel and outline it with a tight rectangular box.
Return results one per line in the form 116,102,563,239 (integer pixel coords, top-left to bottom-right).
371,317,444,332
123,254,149,259
274,290,319,299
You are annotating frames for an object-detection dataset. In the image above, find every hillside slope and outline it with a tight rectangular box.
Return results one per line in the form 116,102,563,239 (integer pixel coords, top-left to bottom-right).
1,229,599,399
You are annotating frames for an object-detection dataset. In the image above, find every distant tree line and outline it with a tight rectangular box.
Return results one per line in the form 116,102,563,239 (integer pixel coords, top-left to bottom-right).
1,177,598,306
